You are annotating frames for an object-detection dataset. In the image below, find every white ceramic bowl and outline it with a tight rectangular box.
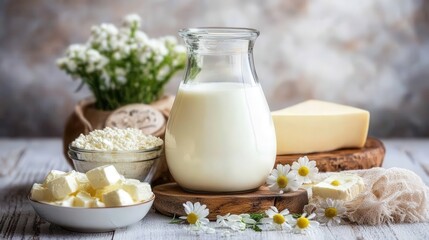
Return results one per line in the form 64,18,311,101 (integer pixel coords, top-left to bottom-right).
28,195,154,232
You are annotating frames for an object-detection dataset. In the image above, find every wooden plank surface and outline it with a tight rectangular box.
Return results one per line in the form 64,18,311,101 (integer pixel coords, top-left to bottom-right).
0,138,428,240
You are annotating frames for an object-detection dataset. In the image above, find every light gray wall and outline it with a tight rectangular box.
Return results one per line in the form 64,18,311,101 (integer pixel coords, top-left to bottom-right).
1,0,428,137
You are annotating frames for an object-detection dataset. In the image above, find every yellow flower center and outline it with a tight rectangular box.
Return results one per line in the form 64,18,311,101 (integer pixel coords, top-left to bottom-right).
325,207,338,218
298,166,310,177
296,217,310,229
331,180,340,186
187,212,198,224
273,214,285,224
277,175,288,188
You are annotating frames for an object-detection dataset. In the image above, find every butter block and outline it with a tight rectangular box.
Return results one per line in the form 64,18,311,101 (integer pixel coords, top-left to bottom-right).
43,170,66,187
103,189,134,207
312,174,364,201
95,183,122,201
86,165,121,189
58,195,76,207
46,174,79,200
91,198,106,208
122,179,153,202
30,183,52,202
272,100,369,154
74,191,94,207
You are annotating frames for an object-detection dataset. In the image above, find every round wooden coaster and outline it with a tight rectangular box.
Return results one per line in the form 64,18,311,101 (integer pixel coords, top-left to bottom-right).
105,104,166,136
276,137,385,172
153,183,308,220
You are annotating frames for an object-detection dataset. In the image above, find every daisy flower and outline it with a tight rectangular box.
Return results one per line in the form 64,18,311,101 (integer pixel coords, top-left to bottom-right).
316,199,346,226
261,206,293,230
266,164,300,193
216,213,253,231
291,156,318,184
216,213,244,230
290,213,319,234
180,201,210,227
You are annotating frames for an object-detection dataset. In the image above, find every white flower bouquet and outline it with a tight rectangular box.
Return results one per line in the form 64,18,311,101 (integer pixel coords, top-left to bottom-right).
57,14,186,110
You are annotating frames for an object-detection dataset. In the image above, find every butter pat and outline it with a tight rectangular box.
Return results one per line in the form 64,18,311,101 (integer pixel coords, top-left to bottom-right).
30,183,52,202
91,198,106,208
122,179,153,202
86,165,121,189
74,191,94,207
43,170,66,187
312,174,364,201
272,100,369,154
46,174,78,200
103,189,134,207
58,196,76,207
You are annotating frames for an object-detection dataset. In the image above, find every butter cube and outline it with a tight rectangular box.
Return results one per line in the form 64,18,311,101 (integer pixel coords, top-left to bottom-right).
74,191,93,207
69,171,94,193
91,198,106,208
58,195,76,207
312,174,364,201
95,183,122,200
30,183,52,202
86,165,121,189
43,170,66,187
103,189,134,207
122,180,153,202
46,174,78,200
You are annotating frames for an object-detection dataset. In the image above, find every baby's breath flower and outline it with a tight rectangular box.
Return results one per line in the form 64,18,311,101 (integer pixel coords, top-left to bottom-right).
266,164,301,193
123,13,141,28
315,199,346,226
57,13,186,110
291,156,319,184
261,206,293,231
290,213,319,234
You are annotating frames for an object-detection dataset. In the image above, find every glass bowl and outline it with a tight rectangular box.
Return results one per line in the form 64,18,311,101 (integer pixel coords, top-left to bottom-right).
68,145,163,183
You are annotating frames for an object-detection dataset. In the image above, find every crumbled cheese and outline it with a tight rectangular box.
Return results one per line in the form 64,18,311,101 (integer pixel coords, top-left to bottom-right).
71,127,163,151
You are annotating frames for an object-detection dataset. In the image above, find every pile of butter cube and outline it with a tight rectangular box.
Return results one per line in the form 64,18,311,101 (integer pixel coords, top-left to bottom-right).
30,165,153,207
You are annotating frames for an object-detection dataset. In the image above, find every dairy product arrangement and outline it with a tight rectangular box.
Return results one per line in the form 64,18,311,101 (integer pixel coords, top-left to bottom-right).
30,165,153,207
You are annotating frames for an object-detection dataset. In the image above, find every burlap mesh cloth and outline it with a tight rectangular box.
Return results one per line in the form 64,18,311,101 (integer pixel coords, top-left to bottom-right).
308,167,429,225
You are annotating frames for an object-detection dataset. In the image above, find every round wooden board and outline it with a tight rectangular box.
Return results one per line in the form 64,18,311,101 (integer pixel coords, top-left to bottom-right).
153,183,308,220
276,137,385,172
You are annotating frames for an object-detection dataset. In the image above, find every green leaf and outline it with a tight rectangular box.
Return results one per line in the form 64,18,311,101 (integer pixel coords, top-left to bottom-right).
292,213,302,219
169,215,185,224
249,213,265,222
252,225,262,232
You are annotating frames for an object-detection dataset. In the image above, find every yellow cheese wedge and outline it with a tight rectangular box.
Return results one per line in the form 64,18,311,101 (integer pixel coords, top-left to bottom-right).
272,100,369,155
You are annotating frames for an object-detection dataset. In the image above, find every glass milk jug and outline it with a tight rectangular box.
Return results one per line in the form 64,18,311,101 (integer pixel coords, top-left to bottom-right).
165,28,276,192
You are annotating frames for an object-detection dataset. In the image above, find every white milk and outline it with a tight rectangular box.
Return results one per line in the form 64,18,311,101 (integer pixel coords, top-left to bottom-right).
165,82,276,192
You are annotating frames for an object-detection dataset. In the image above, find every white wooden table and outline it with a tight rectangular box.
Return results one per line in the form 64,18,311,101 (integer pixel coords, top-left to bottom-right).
1,138,428,240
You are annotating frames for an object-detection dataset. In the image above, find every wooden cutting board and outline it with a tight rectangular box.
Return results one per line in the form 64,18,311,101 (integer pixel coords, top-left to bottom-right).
276,137,385,172
153,183,308,220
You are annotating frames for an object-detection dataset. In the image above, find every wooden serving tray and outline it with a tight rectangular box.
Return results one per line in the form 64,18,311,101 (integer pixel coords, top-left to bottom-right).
276,137,385,172
153,183,308,220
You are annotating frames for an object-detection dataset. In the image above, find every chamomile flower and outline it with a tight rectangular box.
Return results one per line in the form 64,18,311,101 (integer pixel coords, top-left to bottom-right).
266,164,300,193
216,213,246,231
316,199,346,226
261,206,293,230
290,213,319,234
291,156,318,184
179,201,210,227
